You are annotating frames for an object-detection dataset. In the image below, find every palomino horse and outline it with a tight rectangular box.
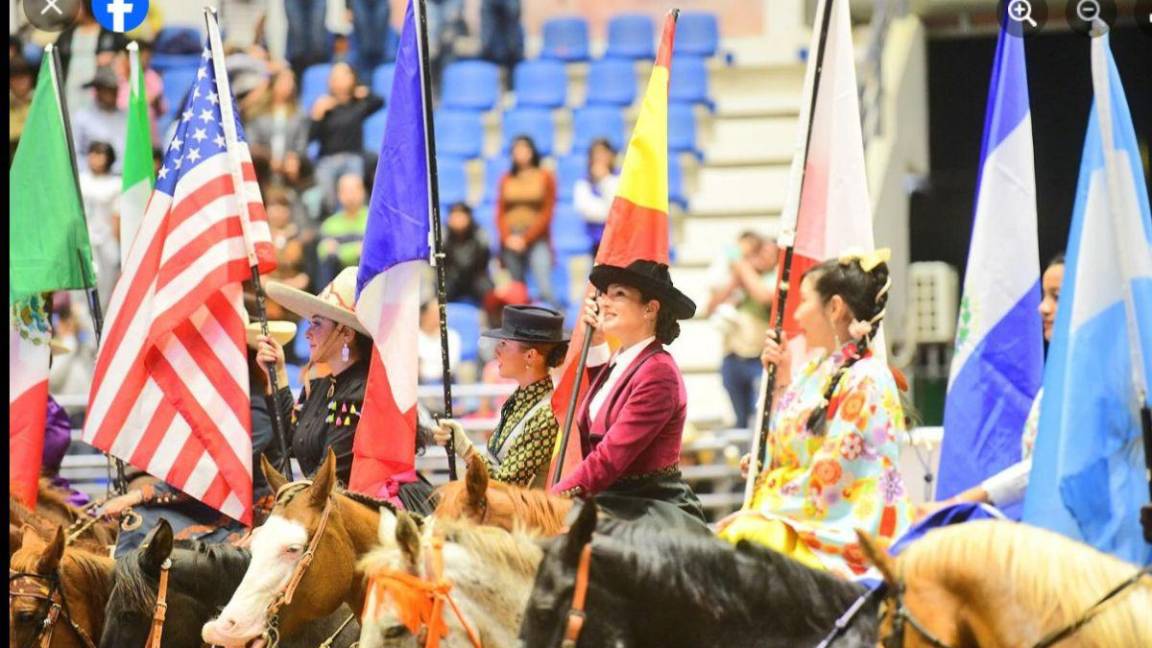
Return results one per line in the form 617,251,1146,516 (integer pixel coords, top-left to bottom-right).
858,520,1152,647
10,526,115,648
519,499,880,648
434,456,573,535
202,451,404,646
101,518,361,648
357,510,543,648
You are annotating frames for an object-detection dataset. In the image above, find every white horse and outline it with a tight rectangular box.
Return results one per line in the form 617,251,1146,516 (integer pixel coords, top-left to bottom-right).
358,509,542,648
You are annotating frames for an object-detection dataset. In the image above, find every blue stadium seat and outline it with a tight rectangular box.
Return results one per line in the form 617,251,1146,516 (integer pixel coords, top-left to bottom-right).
669,55,714,110
483,155,510,204
571,106,625,153
300,63,333,113
153,25,205,56
605,14,655,60
285,364,303,393
371,63,396,104
668,102,701,159
436,157,470,206
21,43,43,66
161,67,198,119
502,107,555,157
385,27,401,62
445,302,482,361
150,53,201,73
435,109,484,160
552,205,591,257
674,12,719,57
584,58,637,107
513,59,568,109
293,320,311,363
668,154,687,210
541,16,589,62
362,109,388,152
555,154,586,204
441,60,501,111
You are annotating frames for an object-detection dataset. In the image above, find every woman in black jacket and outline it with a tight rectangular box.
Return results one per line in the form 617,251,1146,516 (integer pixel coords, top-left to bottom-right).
443,202,496,305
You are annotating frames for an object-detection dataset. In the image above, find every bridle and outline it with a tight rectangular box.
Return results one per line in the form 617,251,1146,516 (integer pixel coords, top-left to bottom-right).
259,480,337,648
879,565,1152,648
9,569,98,648
143,558,172,648
560,543,593,648
812,584,884,648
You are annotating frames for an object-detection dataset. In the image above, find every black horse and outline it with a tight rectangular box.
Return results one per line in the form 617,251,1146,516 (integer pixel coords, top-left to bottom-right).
519,499,879,647
100,519,361,648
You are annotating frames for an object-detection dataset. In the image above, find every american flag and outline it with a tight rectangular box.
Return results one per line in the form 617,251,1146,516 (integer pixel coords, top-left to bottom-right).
82,46,275,525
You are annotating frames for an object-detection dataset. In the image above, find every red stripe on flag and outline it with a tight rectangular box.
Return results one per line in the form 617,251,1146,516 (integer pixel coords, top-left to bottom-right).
770,252,819,338
9,379,49,507
128,399,179,469
349,346,418,495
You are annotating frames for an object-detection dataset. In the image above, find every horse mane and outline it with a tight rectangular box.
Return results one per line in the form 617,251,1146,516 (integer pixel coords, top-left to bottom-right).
112,539,252,616
897,520,1152,643
434,480,571,535
359,518,542,580
593,523,866,623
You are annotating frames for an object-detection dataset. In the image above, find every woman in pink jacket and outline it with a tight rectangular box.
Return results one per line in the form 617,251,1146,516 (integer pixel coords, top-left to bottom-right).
554,259,705,521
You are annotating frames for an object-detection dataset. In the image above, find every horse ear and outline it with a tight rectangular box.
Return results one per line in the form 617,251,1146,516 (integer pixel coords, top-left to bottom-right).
395,511,421,569
378,507,398,546
140,518,174,570
37,526,66,574
261,453,289,495
855,529,898,584
465,454,488,510
564,499,597,565
310,448,338,509
10,524,24,554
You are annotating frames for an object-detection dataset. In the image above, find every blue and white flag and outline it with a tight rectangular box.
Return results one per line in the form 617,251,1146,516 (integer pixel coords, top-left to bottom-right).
938,26,1042,501
1022,33,1152,565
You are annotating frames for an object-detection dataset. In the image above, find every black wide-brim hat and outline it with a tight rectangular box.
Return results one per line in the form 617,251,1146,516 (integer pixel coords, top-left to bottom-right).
481,305,570,344
590,259,697,320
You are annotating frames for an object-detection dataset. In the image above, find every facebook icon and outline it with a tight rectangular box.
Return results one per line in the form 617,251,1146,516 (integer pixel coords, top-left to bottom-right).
90,0,148,33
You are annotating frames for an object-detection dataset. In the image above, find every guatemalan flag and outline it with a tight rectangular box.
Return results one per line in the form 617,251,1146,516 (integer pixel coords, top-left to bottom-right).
1023,32,1152,565
349,0,431,496
937,24,1042,503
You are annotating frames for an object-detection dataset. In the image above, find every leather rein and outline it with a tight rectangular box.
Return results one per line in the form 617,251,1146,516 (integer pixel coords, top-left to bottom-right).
9,569,98,648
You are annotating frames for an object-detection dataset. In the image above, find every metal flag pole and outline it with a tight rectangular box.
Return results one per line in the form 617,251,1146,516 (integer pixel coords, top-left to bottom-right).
743,0,836,506
551,297,597,488
204,6,293,479
416,0,458,480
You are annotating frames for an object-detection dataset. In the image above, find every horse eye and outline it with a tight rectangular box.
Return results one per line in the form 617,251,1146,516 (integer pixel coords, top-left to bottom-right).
284,545,303,555
383,625,411,639
15,611,36,624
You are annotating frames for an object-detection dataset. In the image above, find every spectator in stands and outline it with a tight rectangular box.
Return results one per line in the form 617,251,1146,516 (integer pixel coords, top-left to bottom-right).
262,187,314,316
281,150,326,222
417,299,462,385
308,62,383,214
497,136,557,305
436,305,568,488
480,0,524,87
444,202,495,306
718,251,913,578
49,297,97,402
78,141,122,311
10,57,34,166
283,0,331,77
114,40,165,144
72,67,127,173
350,0,391,81
55,3,124,114
246,68,310,180
318,173,369,286
573,138,620,256
705,232,779,428
427,0,466,91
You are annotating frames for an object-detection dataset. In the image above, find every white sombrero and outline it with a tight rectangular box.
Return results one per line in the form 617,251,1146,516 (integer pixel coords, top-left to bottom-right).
241,310,298,348
265,267,370,337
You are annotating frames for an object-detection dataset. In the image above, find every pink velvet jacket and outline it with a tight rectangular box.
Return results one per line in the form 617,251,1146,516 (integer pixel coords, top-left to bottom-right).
554,341,687,495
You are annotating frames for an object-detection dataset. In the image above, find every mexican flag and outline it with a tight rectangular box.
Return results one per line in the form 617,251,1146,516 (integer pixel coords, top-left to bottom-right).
9,46,95,506
120,41,155,266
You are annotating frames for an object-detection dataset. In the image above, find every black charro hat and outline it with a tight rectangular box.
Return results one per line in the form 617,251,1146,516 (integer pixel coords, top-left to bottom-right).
481,305,570,343
589,260,697,320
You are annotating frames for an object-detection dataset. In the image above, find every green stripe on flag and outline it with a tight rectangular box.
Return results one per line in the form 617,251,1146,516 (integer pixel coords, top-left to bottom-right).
121,43,155,266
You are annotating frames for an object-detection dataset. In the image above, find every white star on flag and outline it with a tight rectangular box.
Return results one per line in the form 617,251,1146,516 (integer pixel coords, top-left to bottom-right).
187,148,201,163
213,134,225,147
192,128,207,142
170,137,183,151
182,109,194,122
199,109,215,123
207,91,219,105
197,68,207,80
158,166,169,179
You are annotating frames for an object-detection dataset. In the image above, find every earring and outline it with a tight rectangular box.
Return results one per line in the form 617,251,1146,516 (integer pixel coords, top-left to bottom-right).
341,342,350,362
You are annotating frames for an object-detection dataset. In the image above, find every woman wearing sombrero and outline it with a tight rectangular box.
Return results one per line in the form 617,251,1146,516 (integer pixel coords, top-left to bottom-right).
257,267,434,513
552,260,706,521
434,305,569,488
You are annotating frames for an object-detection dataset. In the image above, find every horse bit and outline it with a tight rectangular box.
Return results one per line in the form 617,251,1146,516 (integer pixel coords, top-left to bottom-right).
9,569,98,648
878,565,1152,648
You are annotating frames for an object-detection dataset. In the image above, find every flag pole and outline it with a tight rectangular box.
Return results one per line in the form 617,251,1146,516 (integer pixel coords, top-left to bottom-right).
204,6,293,480
743,0,836,506
48,43,131,496
551,303,596,488
415,0,458,481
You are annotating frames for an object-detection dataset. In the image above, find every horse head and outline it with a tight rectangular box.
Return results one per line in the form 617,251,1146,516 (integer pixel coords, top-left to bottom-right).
357,508,424,648
203,449,376,646
434,456,573,535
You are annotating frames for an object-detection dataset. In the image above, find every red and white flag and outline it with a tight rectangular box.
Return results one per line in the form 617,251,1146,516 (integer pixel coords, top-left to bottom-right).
82,39,275,525
10,297,52,507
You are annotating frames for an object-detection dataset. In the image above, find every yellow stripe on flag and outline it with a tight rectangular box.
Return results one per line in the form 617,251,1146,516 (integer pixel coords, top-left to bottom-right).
614,65,669,214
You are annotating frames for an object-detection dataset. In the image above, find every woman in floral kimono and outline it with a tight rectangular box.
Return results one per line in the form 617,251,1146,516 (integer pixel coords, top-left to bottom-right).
717,249,913,578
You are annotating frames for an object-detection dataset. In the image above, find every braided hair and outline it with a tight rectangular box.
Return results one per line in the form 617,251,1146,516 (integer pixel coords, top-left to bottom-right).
804,256,891,435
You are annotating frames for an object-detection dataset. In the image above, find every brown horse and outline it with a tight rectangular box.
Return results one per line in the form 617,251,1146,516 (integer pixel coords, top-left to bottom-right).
10,525,115,648
433,455,573,535
859,520,1152,647
9,480,118,555
201,451,397,647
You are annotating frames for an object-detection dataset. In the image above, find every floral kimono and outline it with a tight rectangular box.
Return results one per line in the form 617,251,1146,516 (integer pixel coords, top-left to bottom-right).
718,343,913,578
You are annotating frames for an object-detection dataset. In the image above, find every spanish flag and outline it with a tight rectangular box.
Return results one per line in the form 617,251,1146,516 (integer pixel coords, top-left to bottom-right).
548,10,678,486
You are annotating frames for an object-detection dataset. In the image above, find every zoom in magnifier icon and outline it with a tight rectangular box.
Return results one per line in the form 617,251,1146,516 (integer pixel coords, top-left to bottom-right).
1008,0,1039,26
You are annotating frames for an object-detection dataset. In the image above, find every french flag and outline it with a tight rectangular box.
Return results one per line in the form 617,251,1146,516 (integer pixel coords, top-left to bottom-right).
938,23,1042,502
350,1,431,496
